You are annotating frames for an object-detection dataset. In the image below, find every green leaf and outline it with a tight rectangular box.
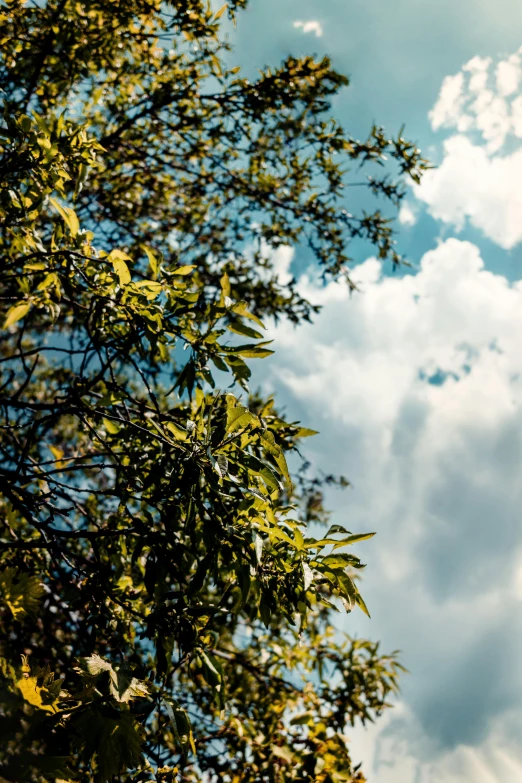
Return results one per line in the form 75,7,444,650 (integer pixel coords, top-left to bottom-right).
295,427,319,438
224,341,274,359
260,430,292,489
72,708,143,783
356,591,371,618
341,532,376,545
166,700,196,757
226,321,263,339
226,400,256,433
199,650,226,708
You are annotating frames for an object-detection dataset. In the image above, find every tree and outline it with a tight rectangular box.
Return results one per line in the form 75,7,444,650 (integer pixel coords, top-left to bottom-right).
0,2,428,781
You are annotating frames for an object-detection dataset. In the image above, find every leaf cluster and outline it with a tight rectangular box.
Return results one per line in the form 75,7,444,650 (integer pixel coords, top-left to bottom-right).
0,2,426,781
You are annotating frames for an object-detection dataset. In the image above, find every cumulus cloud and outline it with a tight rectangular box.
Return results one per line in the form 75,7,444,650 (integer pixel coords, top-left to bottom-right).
416,47,522,249
259,238,522,781
293,19,323,38
398,201,417,227
417,136,522,248
428,52,520,152
351,706,522,783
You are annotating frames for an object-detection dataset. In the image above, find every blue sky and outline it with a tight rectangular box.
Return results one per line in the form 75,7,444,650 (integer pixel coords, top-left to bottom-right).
228,3,522,782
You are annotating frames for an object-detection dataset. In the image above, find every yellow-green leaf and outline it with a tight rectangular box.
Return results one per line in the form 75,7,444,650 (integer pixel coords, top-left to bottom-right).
0,568,44,619
172,265,196,275
3,301,31,329
220,271,231,299
142,245,159,276
109,249,132,285
49,197,80,237
166,421,188,441
213,3,227,22
103,418,120,435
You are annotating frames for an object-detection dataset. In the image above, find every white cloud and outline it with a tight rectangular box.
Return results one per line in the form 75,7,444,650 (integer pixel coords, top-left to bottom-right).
260,238,522,781
496,53,521,97
416,135,522,248
427,51,520,151
429,73,468,132
416,47,522,248
351,706,522,783
293,19,323,38
269,244,294,285
398,201,417,227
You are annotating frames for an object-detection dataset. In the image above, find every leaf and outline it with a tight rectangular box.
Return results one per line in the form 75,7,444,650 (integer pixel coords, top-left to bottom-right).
226,401,256,433
78,654,112,677
216,453,228,478
199,650,226,708
73,162,88,200
49,444,66,469
0,567,44,619
321,553,362,568
326,524,350,536
49,197,80,237
108,667,149,703
231,300,265,328
17,674,61,713
238,452,280,494
271,745,294,764
260,430,292,489
223,341,274,359
220,271,231,297
37,272,59,291
133,279,163,300
213,3,228,22
142,245,159,276
309,532,375,552
3,301,31,329
166,700,196,757
165,421,188,441
226,321,263,339
77,655,149,703
174,359,196,398
337,572,358,609
172,265,196,275
108,249,132,285
356,591,371,618
254,532,263,563
16,655,62,713
103,418,120,435
341,532,376,545
72,708,144,783
302,562,314,590
295,427,319,438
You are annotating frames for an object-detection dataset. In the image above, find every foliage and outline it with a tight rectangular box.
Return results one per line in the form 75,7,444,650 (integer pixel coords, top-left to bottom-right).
0,1,426,781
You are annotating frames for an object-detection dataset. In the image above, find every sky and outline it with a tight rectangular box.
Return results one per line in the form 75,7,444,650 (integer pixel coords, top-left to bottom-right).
228,3,522,782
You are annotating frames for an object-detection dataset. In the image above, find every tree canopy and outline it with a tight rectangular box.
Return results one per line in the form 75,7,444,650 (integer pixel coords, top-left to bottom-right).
0,2,428,781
